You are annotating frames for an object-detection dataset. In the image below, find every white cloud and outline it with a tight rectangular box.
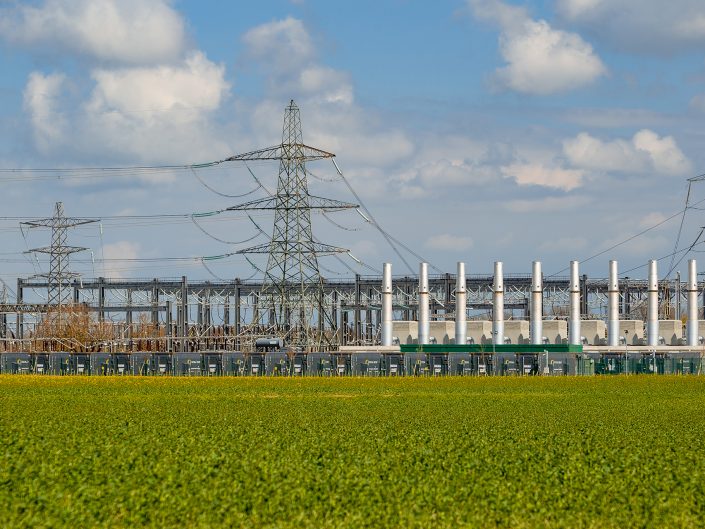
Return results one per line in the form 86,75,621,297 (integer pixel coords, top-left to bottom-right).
501,163,584,191
242,18,353,108
23,51,231,166
557,0,705,54
632,130,692,176
0,0,185,65
101,241,140,278
88,51,228,116
23,72,67,153
469,0,606,94
242,16,314,71
563,130,692,176
426,234,474,251
299,66,354,105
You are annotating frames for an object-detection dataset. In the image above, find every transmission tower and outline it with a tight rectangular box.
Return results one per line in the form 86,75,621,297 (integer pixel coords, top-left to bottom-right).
22,202,99,305
226,100,357,350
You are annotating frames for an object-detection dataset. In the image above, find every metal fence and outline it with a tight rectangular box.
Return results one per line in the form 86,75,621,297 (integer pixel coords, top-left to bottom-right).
0,351,702,376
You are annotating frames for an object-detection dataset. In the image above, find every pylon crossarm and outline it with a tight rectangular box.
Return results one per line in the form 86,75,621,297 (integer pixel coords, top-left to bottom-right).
224,143,335,162
24,246,89,255
227,195,357,211
21,218,99,229
236,242,348,255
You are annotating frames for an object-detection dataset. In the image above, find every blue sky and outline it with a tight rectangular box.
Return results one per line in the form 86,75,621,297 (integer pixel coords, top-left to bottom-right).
1,0,705,291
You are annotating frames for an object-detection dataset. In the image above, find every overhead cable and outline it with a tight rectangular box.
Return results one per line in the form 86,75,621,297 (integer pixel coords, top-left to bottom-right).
548,193,705,277
189,164,262,199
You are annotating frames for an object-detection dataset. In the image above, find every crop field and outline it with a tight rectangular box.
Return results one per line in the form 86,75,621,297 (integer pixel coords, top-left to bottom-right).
1,376,705,529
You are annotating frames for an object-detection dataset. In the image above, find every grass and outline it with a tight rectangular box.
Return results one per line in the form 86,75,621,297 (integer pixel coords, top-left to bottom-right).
1,376,704,528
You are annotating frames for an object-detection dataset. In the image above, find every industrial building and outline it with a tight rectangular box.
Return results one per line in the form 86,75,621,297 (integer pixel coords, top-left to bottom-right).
1,258,703,377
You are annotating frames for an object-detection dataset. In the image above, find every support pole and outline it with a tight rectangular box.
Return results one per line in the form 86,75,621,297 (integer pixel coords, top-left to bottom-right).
16,278,23,341
381,263,392,346
608,260,619,346
530,261,543,345
235,280,241,350
166,300,173,353
493,261,504,345
688,259,698,346
180,276,188,352
647,259,659,347
354,274,361,345
418,262,430,345
455,262,467,345
569,261,581,345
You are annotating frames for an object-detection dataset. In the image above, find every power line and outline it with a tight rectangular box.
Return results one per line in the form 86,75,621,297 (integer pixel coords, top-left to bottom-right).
548,193,705,277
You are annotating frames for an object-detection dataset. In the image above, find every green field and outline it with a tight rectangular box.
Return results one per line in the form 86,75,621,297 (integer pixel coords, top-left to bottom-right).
1,376,704,528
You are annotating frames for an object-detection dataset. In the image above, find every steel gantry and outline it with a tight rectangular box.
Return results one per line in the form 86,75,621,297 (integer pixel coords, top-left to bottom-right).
1,271,701,352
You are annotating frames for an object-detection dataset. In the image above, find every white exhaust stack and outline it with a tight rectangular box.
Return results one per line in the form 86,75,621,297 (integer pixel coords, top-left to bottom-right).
647,259,659,347
608,260,619,346
455,261,467,345
569,261,581,345
493,261,504,345
381,263,393,346
688,259,698,346
418,262,430,345
530,261,543,345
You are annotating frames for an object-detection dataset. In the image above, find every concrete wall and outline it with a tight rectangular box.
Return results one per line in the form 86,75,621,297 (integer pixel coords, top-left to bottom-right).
542,320,567,344
392,321,417,344
659,320,682,346
619,320,644,345
429,321,454,344
581,320,606,345
504,320,529,344
467,320,492,344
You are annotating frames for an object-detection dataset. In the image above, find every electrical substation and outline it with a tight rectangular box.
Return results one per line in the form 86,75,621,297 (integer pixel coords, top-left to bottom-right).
1,100,705,376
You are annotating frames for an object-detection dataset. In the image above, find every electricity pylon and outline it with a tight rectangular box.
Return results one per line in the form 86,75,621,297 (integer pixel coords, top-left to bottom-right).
226,100,357,350
22,202,98,305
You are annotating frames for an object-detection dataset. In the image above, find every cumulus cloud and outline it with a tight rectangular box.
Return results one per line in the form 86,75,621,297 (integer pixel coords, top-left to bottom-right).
563,130,693,176
469,0,606,94
23,72,67,153
242,16,314,71
426,234,474,251
556,0,705,54
242,18,354,106
23,51,231,166
0,0,186,65
391,138,514,197
87,51,228,116
501,163,584,191
101,241,140,278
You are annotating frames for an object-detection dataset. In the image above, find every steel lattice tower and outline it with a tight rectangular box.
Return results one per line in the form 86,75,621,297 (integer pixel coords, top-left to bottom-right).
226,100,357,350
22,202,98,305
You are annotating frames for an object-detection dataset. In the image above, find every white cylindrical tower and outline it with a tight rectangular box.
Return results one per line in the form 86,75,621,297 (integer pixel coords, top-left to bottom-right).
530,261,543,345
493,261,504,345
687,259,698,346
608,260,620,346
418,262,430,345
569,261,581,345
381,263,393,346
647,259,659,347
455,261,467,345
